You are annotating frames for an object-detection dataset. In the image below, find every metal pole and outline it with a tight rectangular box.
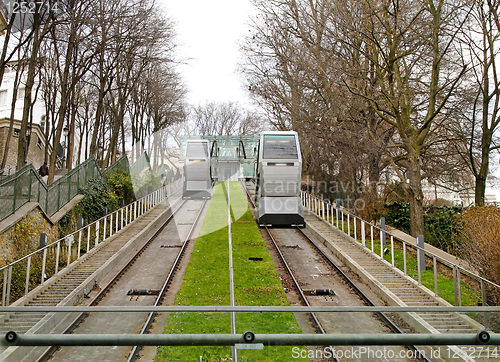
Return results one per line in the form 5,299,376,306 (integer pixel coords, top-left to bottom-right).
453,266,458,306
417,235,426,271
371,225,374,252
25,256,31,296
391,236,394,267
6,266,12,305
78,229,82,259
380,217,386,248
4,331,496,347
55,242,61,275
403,242,407,275
95,220,100,247
361,221,365,247
2,269,7,306
41,249,47,284
227,180,237,362
457,269,462,307
433,256,438,297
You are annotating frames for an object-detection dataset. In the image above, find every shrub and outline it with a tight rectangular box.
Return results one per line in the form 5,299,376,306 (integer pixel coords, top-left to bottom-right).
384,201,461,252
455,205,500,306
76,177,118,224
104,167,135,205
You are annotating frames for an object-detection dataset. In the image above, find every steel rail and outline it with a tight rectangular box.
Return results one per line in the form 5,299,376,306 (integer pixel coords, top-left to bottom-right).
241,182,325,331
36,196,186,362
243,181,429,361
295,227,432,362
240,181,338,361
126,198,208,362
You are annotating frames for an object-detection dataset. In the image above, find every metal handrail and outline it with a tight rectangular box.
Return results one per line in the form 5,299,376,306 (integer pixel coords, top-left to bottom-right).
301,191,500,306
3,331,497,347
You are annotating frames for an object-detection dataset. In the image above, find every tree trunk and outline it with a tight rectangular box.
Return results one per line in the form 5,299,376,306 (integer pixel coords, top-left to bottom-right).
407,144,425,237
0,69,21,169
17,29,41,170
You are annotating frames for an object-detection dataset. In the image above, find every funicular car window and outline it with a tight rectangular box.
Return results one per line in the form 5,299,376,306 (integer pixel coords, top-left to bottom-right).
263,135,298,159
186,142,209,157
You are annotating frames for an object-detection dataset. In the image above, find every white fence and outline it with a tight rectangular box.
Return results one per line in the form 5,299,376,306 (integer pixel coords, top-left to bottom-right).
301,191,500,307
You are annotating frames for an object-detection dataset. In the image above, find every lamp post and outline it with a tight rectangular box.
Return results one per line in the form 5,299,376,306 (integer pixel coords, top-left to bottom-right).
24,125,31,165
97,145,104,167
63,126,69,169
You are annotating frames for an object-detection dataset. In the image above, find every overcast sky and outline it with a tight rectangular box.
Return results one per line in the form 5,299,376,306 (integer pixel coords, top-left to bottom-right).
160,0,254,106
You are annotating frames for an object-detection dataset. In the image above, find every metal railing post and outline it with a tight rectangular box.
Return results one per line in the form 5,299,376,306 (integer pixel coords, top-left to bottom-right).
390,236,394,267
110,213,113,237
67,237,72,267
453,266,458,306
417,235,426,272
95,220,100,247
103,216,107,240
370,225,374,252
361,221,365,247
331,203,334,226
403,243,407,275
417,244,422,285
380,217,386,248
41,249,47,284
55,242,61,275
6,265,12,306
87,226,91,252
2,268,7,306
336,207,339,229
78,229,82,259
457,269,462,306
25,256,31,296
433,256,438,297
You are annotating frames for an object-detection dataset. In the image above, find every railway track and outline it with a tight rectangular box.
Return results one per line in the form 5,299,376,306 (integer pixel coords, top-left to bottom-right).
0,196,179,355
42,198,207,362
242,181,432,361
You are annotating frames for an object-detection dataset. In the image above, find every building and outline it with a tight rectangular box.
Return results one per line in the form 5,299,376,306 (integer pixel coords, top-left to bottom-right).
0,118,48,175
0,58,49,173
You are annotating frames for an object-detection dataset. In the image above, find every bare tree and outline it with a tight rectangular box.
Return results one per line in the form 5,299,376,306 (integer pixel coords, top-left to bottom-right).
456,0,500,205
344,0,471,235
193,101,261,136
15,0,56,170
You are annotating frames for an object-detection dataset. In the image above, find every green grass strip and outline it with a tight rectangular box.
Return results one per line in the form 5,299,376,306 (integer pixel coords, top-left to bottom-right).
156,182,306,361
